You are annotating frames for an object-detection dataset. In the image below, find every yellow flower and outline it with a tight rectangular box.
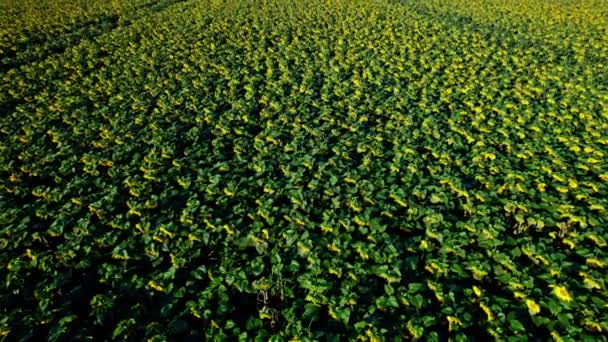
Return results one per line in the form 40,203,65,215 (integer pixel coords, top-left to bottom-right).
447,316,462,332
366,329,382,342
550,331,563,342
479,303,495,321
562,239,575,249
190,307,201,318
584,321,603,332
147,280,164,292
582,276,602,290
551,285,573,302
586,258,606,268
419,239,430,250
513,291,527,299
525,299,541,315
25,249,36,260
537,182,547,192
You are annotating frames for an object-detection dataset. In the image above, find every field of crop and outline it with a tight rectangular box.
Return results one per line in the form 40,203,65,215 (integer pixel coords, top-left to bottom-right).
1,0,607,340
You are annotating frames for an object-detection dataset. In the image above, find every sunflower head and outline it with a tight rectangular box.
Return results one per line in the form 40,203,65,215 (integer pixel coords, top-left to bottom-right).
551,285,573,302
525,299,541,315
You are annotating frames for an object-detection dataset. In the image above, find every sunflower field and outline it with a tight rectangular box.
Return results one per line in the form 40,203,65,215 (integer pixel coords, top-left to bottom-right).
1,0,607,340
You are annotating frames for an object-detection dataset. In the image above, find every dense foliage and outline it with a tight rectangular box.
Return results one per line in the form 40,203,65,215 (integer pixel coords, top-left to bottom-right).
1,0,607,340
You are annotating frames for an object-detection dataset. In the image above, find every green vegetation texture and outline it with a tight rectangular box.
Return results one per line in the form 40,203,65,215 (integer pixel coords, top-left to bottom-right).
1,0,607,340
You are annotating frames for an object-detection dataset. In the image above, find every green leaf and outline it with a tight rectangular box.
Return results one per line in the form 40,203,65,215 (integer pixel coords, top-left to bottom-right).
408,283,425,294
303,303,321,322
113,319,136,339
411,294,425,309
421,316,435,327
509,319,525,332
337,307,351,324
